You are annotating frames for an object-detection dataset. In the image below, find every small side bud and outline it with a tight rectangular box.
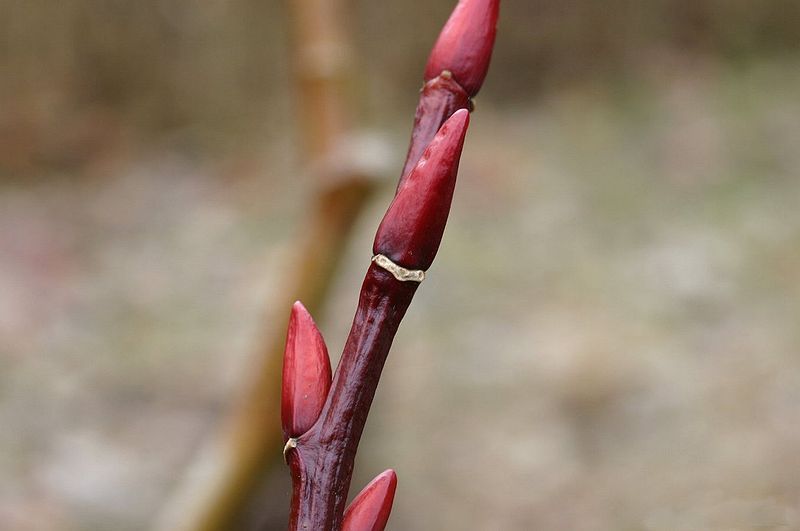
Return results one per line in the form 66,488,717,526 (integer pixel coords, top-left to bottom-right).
373,109,470,271
424,0,500,97
342,469,398,531
281,301,331,440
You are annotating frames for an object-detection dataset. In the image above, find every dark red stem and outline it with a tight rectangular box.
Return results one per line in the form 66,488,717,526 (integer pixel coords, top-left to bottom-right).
287,110,469,531
399,73,471,188
287,265,417,530
282,0,499,527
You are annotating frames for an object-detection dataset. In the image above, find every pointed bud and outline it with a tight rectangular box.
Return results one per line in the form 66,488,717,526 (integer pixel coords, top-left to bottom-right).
424,0,499,97
281,301,332,440
374,109,469,271
342,470,397,531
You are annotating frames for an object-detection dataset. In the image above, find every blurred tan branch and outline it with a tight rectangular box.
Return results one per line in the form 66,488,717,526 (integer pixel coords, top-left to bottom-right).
153,1,387,529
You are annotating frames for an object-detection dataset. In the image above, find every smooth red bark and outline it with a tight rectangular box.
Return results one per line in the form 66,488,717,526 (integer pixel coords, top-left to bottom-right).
284,2,498,529
288,114,469,529
399,73,471,186
287,265,417,530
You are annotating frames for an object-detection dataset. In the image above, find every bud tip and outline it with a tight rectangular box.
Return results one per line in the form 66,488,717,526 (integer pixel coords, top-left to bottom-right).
424,0,500,96
342,469,398,531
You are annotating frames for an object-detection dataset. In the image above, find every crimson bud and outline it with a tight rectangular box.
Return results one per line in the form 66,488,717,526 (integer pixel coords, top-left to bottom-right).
342,469,398,531
374,109,470,271
281,301,331,440
424,0,500,97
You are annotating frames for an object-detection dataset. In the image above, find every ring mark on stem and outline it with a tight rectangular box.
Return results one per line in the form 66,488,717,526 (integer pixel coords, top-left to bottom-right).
371,254,426,282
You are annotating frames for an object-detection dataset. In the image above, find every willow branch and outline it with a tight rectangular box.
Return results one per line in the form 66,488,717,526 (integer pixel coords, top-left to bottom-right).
281,2,499,529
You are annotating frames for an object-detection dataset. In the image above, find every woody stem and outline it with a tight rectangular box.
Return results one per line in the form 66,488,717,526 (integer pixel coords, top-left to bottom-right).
287,265,418,530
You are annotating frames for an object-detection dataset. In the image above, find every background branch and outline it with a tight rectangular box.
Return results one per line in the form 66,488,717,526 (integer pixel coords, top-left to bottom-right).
154,0,384,529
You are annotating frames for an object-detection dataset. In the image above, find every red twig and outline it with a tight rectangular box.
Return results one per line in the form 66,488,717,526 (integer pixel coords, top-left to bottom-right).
400,0,498,187
282,1,499,529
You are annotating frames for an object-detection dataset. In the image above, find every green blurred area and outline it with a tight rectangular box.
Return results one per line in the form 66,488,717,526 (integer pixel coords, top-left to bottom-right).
1,1,800,530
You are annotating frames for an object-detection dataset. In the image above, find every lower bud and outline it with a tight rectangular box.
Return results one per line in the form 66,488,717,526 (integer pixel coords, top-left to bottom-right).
342,469,398,531
281,301,332,440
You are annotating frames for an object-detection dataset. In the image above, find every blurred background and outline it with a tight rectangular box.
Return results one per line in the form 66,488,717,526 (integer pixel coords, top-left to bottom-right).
2,0,800,529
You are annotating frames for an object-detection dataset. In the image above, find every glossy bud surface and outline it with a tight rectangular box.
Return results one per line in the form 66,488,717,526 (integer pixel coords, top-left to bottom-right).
424,0,500,97
281,301,331,440
374,109,470,271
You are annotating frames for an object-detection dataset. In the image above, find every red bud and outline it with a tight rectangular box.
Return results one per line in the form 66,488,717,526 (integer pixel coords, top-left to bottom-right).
399,74,470,186
281,301,331,440
424,0,499,97
342,469,397,531
373,108,469,271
